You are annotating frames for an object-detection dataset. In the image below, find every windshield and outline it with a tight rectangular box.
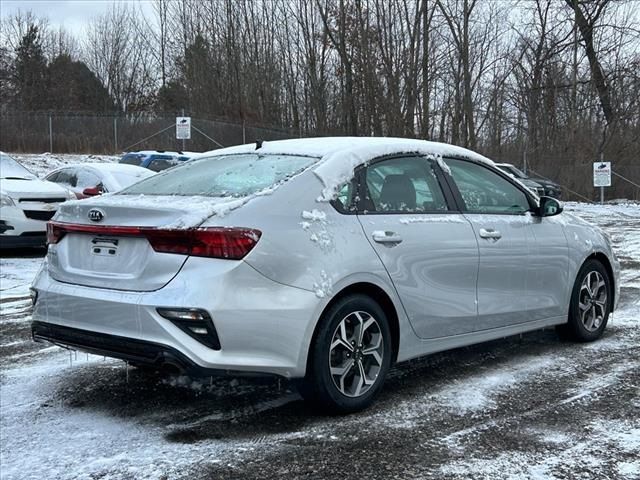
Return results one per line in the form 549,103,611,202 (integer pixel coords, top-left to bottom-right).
497,164,527,179
122,153,318,197
0,154,36,180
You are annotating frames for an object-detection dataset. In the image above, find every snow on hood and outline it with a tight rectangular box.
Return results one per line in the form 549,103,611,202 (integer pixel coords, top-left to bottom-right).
1,177,71,196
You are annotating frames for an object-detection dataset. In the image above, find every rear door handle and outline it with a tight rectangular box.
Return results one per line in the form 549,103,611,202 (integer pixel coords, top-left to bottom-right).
372,231,403,245
479,228,502,239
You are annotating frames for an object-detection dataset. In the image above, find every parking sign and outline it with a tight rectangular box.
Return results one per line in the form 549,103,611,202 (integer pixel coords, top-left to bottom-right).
176,117,191,140
593,162,611,187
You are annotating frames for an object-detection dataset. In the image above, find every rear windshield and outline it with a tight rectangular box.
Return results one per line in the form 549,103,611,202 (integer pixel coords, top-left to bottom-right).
122,153,317,197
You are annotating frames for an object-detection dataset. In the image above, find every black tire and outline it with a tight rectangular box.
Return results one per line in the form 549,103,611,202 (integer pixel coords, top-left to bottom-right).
300,294,392,414
557,259,612,342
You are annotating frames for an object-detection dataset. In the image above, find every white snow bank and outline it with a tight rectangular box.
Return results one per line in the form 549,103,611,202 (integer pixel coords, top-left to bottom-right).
11,153,119,178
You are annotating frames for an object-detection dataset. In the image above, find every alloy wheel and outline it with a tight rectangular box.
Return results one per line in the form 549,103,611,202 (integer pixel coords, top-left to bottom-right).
329,311,384,398
578,270,608,332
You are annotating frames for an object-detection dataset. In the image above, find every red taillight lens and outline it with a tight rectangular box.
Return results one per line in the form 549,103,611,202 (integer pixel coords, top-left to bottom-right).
147,228,261,259
46,222,261,260
46,222,65,244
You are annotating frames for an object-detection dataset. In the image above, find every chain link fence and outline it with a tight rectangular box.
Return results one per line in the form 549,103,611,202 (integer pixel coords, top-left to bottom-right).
1,112,638,201
0,112,298,155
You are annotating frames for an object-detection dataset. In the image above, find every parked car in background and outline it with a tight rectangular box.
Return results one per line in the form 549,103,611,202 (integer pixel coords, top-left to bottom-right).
119,151,192,172
45,163,155,199
495,163,562,199
31,138,618,412
0,152,74,248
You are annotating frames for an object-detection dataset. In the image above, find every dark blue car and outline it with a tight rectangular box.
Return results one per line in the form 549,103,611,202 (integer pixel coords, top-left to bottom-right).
119,151,192,172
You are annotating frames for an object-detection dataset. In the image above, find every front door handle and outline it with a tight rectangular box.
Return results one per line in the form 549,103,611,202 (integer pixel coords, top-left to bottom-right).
372,231,403,245
479,228,502,239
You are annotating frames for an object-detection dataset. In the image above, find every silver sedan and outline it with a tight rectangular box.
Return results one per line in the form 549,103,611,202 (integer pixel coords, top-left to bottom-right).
31,137,620,412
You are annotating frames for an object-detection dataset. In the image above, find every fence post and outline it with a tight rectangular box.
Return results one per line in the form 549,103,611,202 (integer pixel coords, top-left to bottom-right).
48,114,53,153
242,120,246,144
114,116,118,153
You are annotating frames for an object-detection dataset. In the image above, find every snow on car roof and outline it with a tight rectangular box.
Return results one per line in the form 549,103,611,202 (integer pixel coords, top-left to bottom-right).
48,163,151,174
202,137,494,201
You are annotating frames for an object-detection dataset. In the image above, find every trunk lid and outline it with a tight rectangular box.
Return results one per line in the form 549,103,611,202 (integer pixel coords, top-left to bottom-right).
47,194,245,291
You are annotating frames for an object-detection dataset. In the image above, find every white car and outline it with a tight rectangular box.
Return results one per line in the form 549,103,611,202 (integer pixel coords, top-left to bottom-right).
44,163,155,199
0,152,74,248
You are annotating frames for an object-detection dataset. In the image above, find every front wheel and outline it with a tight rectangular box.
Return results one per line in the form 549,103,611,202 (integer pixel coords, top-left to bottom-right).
300,294,392,413
557,259,612,342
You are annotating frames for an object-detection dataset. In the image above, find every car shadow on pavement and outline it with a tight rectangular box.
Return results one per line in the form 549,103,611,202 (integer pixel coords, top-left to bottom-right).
43,326,593,444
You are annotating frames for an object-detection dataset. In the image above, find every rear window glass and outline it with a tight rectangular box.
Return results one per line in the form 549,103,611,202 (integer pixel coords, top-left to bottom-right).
122,153,317,197
120,154,143,166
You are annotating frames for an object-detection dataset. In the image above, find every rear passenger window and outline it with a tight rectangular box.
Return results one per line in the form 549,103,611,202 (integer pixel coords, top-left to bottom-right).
148,157,180,172
444,158,530,214
363,156,448,213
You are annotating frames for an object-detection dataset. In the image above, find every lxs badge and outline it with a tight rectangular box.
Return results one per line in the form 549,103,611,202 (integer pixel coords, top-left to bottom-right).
88,208,105,222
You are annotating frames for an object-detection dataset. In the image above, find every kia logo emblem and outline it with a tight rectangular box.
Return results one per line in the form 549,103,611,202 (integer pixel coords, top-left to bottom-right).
88,208,105,222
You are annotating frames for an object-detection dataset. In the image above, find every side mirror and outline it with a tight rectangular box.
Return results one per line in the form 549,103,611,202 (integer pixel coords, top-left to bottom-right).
538,196,563,217
82,186,102,197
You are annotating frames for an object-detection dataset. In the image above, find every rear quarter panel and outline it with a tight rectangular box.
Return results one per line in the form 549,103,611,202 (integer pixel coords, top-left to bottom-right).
199,171,419,362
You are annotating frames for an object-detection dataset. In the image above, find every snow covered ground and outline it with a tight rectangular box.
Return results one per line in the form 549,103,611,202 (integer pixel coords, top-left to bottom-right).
1,201,639,480
9,153,120,178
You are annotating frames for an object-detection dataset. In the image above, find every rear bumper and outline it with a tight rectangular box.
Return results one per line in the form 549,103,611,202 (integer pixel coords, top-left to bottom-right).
31,258,320,378
0,232,46,248
32,321,273,377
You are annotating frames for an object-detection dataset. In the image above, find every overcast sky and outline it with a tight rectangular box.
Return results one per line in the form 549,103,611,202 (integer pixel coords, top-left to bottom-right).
0,0,155,37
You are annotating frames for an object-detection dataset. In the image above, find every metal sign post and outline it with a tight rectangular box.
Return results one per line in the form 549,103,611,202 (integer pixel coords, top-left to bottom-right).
593,160,611,205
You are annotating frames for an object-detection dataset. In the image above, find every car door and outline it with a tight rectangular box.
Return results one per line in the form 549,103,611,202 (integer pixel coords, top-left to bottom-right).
443,158,534,329
355,155,480,339
525,210,569,321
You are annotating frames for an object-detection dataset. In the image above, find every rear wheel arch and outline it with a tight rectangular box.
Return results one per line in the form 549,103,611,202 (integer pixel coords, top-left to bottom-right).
306,282,400,376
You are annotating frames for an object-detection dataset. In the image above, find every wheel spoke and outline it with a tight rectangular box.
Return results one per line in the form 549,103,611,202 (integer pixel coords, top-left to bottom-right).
331,359,355,394
583,272,594,297
578,300,590,312
353,361,366,396
363,348,382,366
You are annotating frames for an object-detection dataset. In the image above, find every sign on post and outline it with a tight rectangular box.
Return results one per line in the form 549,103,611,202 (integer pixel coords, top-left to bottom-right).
176,116,191,140
593,162,611,187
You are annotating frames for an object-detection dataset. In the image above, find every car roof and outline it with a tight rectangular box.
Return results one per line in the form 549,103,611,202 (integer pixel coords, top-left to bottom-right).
126,150,184,156
200,137,495,200
202,137,490,162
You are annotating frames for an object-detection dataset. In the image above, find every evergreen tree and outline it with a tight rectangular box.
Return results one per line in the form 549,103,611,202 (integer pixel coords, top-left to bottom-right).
47,54,115,112
13,25,47,110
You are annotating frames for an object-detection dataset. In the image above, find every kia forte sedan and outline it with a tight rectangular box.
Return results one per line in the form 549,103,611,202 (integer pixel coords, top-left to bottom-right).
31,138,620,412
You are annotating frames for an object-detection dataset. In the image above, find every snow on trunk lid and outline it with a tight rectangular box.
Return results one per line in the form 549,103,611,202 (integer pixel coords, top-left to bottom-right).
47,195,249,292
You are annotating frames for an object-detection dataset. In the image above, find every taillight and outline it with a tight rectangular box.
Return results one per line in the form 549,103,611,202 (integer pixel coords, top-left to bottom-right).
46,222,261,260
146,228,261,259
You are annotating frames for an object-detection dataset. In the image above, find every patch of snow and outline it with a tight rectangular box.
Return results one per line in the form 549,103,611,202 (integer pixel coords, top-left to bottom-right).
301,209,327,222
434,154,452,175
399,215,466,224
11,153,120,178
312,270,333,299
